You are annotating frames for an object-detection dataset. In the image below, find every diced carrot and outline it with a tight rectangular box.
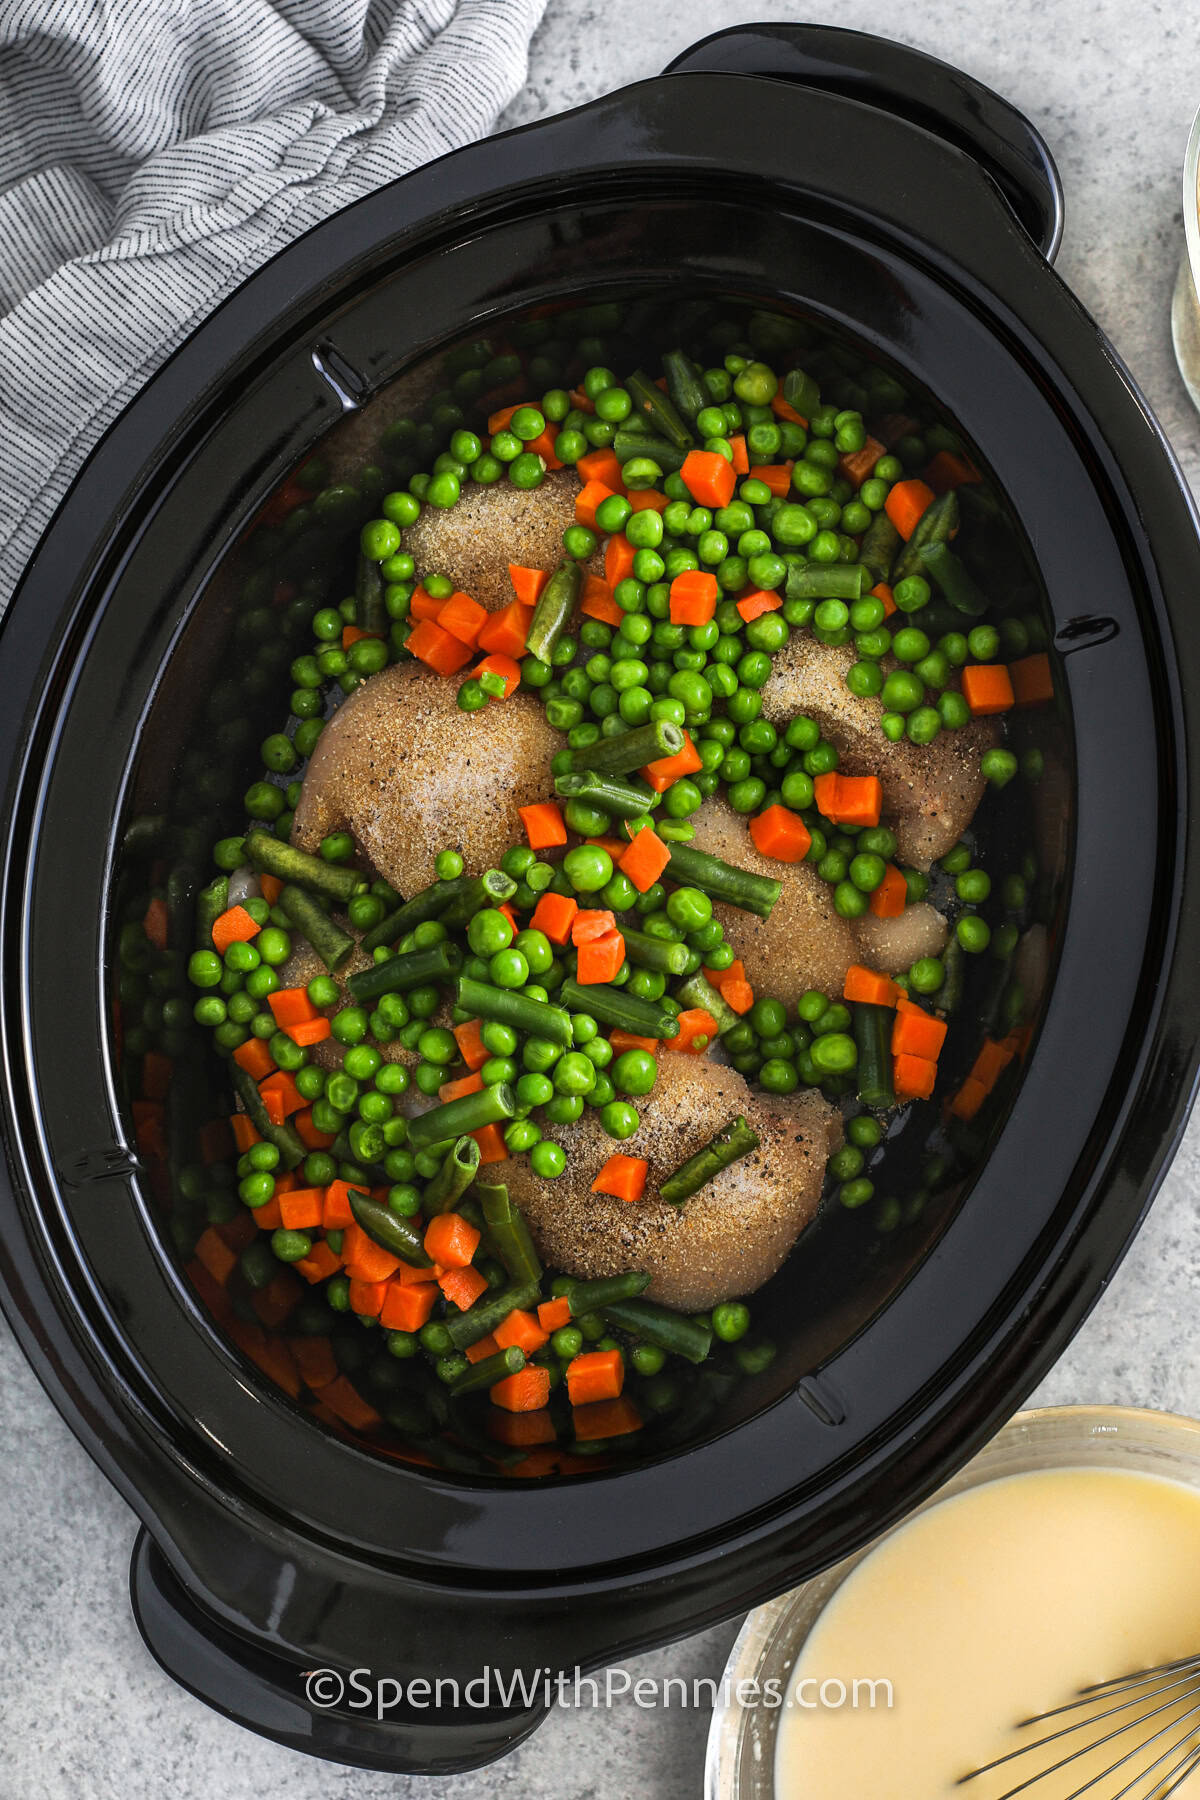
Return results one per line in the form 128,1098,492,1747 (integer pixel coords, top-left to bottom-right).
871,581,898,618
736,588,782,623
669,569,718,626
229,1112,261,1152
843,964,899,1007
141,1050,172,1101
289,1335,339,1390
379,1279,437,1333
232,1036,275,1080
642,730,704,794
453,1018,490,1072
722,978,754,1015
705,957,745,991
618,825,671,892
142,896,168,951
406,617,474,676
668,1007,718,1054
465,1332,501,1364
284,1016,332,1048
240,1325,302,1393
439,1264,488,1311
749,462,793,497
468,652,521,699
424,1211,481,1269
729,434,750,474
771,393,806,424
267,987,318,1029
486,1408,557,1447
319,1374,382,1432
813,771,883,827
950,1077,988,1120
347,1277,389,1318
572,1395,643,1440
194,1226,237,1286
537,1296,572,1333
131,1099,166,1162
608,1029,658,1055
215,1210,258,1254
438,1071,485,1104
524,426,563,470
342,624,379,648
438,590,489,647
568,386,595,414
322,1179,361,1230
585,836,627,859
477,597,533,659
529,891,578,945
626,487,668,514
590,1154,647,1204
409,585,447,622
580,572,623,626
273,1170,300,1196
211,904,260,954
252,1196,283,1230
925,450,980,493
680,449,736,510
487,403,523,434
295,1240,343,1284
838,435,885,488
519,802,567,851
571,908,617,945
199,1117,235,1167
491,1366,552,1413
969,1037,1016,1091
471,1122,510,1163
395,1256,445,1286
1009,652,1053,708
576,447,625,491
258,873,283,906
878,411,919,447
749,803,812,863
576,479,617,531
566,1347,624,1406
494,1307,550,1355
576,929,625,985
893,1052,938,1101
869,863,908,919
604,532,636,590
892,1006,948,1062
278,1188,324,1231
884,478,936,540
251,1269,302,1330
258,1070,305,1122
341,1221,402,1284
961,663,1015,717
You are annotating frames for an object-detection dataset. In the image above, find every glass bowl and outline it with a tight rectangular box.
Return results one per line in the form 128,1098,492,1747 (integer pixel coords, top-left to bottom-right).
704,1404,1200,1800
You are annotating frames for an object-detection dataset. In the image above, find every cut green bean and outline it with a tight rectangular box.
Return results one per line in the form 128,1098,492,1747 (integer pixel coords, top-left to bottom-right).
361,877,464,952
618,925,691,976
892,489,959,582
783,367,821,419
349,1189,431,1266
568,719,683,777
245,829,367,904
659,1116,761,1205
447,1344,526,1395
917,540,988,617
784,561,865,603
562,1270,651,1314
346,938,462,1003
478,1183,542,1285
196,876,228,948
612,427,687,473
674,971,740,1035
660,840,781,920
660,349,708,428
558,977,680,1040
445,1278,541,1350
628,366,694,447
935,935,966,1014
456,975,573,1047
853,1002,896,1110
554,769,659,818
406,1081,517,1151
602,1297,713,1364
439,869,518,930
229,1064,305,1169
422,1136,482,1216
858,512,902,588
277,883,355,971
526,559,583,664
356,551,387,637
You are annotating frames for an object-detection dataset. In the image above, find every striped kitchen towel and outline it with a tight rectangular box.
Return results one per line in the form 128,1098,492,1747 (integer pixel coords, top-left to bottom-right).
0,0,547,617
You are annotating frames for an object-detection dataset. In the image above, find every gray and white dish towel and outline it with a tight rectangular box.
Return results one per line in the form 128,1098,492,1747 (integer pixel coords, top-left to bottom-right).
0,0,547,616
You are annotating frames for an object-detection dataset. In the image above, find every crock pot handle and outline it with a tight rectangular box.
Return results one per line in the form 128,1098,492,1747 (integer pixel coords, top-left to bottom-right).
665,24,1064,263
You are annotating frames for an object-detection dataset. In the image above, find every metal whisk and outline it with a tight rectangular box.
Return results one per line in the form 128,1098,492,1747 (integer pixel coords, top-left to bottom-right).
958,1653,1200,1797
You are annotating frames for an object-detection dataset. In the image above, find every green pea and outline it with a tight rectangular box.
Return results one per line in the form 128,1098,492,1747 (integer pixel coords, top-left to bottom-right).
529,1140,566,1179
908,956,945,994
563,845,613,893
957,915,991,953
612,1049,657,1096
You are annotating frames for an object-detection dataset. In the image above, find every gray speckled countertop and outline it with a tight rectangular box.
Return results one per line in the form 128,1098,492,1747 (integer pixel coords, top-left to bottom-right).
6,5,1200,1796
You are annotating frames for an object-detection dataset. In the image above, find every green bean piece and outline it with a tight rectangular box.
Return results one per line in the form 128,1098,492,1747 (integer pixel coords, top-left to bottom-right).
456,975,574,1047
349,1189,432,1266
356,551,388,637
422,1136,481,1216
346,938,463,1003
858,512,902,587
568,718,684,777
784,561,865,603
602,1297,713,1364
229,1064,305,1169
196,876,228,948
783,367,821,419
447,1344,526,1396
406,1081,517,1151
438,869,518,930
618,925,691,976
558,978,680,1040
245,830,367,904
361,876,465,952
917,541,989,617
444,1278,541,1350
554,769,659,818
661,840,781,920
674,971,741,1035
561,1270,651,1314
891,490,959,583
936,935,966,1014
659,1115,761,1205
627,366,694,447
660,349,708,427
612,427,687,473
526,559,583,664
478,1183,542,1285
277,883,355,971
853,1002,896,1110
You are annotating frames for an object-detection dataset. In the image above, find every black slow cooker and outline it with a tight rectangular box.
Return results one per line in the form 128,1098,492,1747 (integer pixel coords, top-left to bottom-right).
3,23,1200,1775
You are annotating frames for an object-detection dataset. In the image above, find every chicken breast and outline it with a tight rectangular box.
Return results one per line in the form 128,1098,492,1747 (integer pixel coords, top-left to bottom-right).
291,661,560,896
505,1055,841,1311
759,636,996,867
402,468,587,610
688,799,947,1004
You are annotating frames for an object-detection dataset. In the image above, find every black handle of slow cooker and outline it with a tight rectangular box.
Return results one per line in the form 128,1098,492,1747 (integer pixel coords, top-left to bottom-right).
665,23,1064,263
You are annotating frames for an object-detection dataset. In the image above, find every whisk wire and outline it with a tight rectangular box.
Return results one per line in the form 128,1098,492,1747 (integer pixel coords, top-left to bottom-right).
960,1679,1200,1796
1021,1664,1200,1728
